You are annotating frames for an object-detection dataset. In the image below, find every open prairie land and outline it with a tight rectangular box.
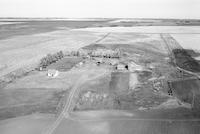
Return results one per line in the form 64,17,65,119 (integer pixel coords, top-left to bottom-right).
0,30,106,77
1,19,200,134
171,34,200,51
73,26,200,33
0,113,55,134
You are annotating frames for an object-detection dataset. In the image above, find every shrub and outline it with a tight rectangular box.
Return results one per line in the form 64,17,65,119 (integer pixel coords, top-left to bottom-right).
57,51,64,59
39,50,64,69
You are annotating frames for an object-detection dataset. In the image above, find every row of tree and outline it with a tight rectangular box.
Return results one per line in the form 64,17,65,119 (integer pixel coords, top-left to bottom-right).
90,49,121,58
64,48,122,58
39,51,64,69
66,48,121,58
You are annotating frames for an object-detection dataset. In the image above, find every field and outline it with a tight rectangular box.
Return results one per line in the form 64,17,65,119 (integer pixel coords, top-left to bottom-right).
46,57,83,71
0,30,107,77
0,20,108,40
170,79,200,104
172,49,200,72
172,34,200,51
172,34,200,61
73,32,184,111
1,20,200,78
0,113,55,134
74,26,200,33
53,109,200,134
0,63,91,120
0,60,110,120
1,19,200,133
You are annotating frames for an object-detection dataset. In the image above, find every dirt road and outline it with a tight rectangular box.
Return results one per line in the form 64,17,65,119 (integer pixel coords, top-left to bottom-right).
43,68,108,134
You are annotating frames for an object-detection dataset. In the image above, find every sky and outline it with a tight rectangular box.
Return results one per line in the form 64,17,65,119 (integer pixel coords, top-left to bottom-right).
0,0,199,19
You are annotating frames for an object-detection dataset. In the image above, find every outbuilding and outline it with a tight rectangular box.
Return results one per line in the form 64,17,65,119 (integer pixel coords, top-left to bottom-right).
116,63,127,70
108,59,119,66
95,58,104,65
47,69,59,78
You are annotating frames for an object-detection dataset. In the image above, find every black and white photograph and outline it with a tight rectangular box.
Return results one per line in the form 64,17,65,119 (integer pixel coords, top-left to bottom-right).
0,0,200,134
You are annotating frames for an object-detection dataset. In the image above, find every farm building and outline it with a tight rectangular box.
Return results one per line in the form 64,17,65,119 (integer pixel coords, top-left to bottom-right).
115,61,144,72
116,63,128,70
94,58,104,65
47,69,59,78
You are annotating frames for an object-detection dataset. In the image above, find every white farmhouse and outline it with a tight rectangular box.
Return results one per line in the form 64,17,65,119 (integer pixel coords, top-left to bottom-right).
47,69,59,78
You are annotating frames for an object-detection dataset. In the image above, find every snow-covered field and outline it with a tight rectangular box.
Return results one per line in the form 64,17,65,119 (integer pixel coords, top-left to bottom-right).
172,34,200,51
98,33,162,44
108,19,162,23
0,18,106,21
0,22,25,25
74,26,200,52
73,26,200,33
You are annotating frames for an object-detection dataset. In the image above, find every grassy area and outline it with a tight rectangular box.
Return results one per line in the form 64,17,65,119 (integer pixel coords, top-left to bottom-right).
46,57,83,71
170,79,200,105
0,88,66,120
0,113,55,134
0,67,87,120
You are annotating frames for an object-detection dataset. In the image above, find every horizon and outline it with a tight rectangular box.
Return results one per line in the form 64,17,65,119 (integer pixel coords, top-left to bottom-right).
0,0,199,19
0,17,200,20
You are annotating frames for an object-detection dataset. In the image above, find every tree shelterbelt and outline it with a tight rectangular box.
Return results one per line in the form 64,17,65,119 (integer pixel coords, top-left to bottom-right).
39,51,64,68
